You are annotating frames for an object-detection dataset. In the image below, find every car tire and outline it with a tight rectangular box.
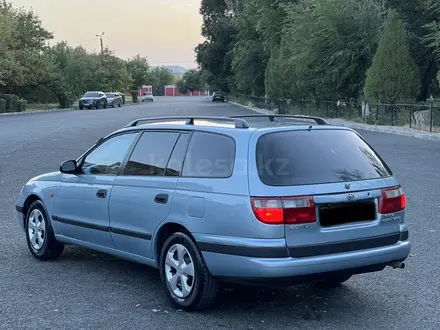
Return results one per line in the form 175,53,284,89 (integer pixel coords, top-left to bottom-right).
159,232,219,311
25,200,64,261
313,274,352,288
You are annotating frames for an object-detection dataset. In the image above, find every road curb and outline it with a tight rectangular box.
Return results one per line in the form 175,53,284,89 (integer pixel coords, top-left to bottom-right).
229,101,440,141
0,103,140,117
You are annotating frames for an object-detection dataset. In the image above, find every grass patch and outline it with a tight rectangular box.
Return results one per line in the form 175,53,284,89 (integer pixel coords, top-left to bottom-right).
26,103,69,111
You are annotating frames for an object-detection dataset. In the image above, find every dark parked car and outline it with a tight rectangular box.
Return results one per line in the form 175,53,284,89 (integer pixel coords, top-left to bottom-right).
79,91,108,110
212,92,225,102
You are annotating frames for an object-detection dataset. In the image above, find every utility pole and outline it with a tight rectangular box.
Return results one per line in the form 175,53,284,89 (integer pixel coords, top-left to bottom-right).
96,32,105,54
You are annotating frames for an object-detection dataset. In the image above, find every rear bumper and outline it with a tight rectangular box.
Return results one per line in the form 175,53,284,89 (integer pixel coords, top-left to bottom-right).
197,231,411,282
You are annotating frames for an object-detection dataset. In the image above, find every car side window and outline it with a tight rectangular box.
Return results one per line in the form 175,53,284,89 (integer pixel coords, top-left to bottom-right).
123,131,180,176
81,133,137,175
182,132,235,178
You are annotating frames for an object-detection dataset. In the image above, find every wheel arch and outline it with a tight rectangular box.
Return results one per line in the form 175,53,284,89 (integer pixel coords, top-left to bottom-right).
153,221,196,267
22,194,43,225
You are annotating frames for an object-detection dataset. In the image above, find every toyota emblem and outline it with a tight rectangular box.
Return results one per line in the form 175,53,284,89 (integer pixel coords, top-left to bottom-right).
346,193,355,200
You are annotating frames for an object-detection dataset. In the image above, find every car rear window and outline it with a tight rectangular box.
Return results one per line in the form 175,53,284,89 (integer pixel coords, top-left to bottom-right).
256,129,392,186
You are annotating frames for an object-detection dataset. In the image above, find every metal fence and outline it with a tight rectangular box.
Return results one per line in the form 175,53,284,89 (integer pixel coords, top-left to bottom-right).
231,95,440,133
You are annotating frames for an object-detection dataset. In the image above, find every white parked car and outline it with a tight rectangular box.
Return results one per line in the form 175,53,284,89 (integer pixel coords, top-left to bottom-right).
140,92,154,102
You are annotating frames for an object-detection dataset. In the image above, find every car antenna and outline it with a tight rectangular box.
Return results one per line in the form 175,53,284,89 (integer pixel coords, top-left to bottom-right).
308,125,313,131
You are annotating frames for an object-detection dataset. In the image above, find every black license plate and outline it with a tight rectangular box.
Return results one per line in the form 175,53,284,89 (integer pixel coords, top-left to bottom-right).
319,201,376,227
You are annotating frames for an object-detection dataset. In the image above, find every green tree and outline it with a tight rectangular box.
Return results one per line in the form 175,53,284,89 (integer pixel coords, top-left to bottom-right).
365,10,420,102
48,42,94,96
182,69,204,91
386,0,440,101
94,49,133,92
230,0,269,95
273,0,384,100
176,79,188,94
423,0,440,60
196,0,237,92
0,1,54,90
148,66,174,85
126,55,150,90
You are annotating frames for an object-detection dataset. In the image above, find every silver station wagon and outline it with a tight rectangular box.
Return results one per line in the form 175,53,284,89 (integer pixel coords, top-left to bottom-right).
15,115,411,310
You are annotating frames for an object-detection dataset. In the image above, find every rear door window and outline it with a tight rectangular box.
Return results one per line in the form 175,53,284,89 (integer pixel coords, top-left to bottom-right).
182,132,235,178
256,129,391,186
123,131,180,176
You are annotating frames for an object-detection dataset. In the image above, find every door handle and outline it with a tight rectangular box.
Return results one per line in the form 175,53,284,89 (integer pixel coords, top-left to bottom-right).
154,194,169,204
96,189,107,198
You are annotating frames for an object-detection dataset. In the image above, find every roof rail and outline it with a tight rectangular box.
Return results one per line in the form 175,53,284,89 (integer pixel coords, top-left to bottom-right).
125,116,250,129
229,114,331,125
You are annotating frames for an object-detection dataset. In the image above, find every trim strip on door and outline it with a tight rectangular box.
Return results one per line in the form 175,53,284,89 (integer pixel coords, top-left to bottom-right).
110,227,152,240
52,215,152,240
52,215,109,232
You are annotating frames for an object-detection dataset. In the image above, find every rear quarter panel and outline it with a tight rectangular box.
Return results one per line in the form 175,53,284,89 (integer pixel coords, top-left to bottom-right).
159,129,285,241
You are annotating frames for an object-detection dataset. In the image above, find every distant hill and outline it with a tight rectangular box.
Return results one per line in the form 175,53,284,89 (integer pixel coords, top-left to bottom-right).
165,65,187,75
151,65,187,75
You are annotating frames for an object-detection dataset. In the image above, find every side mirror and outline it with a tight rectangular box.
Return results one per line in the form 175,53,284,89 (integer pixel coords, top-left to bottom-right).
60,160,78,174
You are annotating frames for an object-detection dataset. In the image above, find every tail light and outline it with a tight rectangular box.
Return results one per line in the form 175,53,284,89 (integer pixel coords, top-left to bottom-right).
250,196,316,225
378,186,406,214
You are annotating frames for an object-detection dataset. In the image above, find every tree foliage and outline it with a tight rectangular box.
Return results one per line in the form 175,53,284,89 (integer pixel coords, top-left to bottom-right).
365,10,420,102
0,1,179,108
148,66,175,85
196,0,237,92
0,0,53,89
177,69,208,92
196,0,440,102
176,79,188,94
126,55,150,91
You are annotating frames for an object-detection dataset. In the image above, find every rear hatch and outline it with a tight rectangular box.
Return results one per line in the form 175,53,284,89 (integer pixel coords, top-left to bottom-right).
248,127,406,258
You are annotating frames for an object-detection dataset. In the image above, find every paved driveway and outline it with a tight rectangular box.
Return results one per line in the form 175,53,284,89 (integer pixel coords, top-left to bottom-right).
0,97,438,329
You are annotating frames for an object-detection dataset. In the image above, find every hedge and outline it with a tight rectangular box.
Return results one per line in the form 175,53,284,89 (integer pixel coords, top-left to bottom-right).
0,99,6,113
0,94,19,112
17,100,27,112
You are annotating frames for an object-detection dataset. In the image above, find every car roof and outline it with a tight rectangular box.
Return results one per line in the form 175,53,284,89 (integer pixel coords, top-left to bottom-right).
109,115,355,139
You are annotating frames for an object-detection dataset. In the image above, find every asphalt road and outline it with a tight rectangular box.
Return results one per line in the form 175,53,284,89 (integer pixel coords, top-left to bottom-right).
0,97,439,330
